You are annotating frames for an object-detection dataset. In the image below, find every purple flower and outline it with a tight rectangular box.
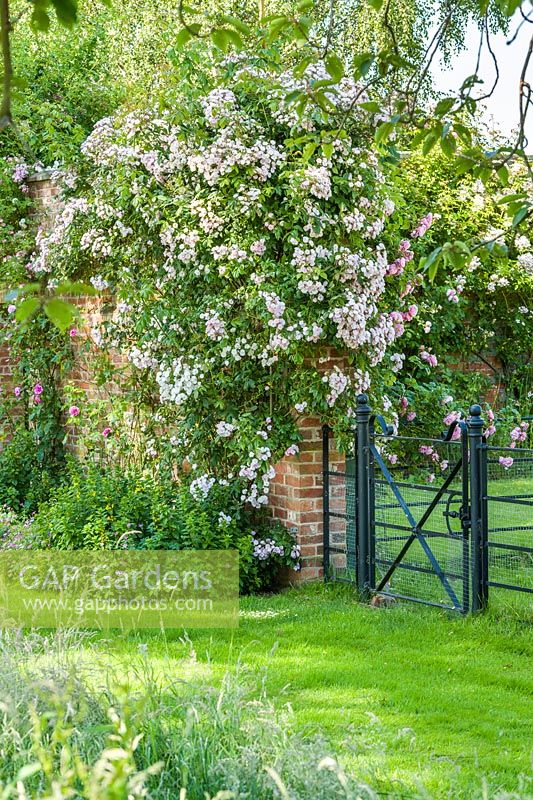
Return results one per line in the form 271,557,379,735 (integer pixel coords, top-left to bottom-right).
285,444,299,457
420,350,438,367
33,383,43,395
499,456,514,469
68,405,80,417
69,327,78,338
412,212,434,238
7,304,16,314
13,386,21,397
102,426,112,437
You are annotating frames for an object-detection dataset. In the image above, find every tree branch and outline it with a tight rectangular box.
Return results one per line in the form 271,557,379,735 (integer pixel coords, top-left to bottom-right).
0,0,13,130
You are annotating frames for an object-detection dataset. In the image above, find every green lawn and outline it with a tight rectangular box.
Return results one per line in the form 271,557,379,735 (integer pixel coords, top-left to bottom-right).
82,584,533,799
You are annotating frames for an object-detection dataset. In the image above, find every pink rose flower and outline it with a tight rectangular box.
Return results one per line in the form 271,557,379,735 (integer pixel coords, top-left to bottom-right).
33,383,43,395
420,350,438,367
69,328,78,337
68,406,80,417
13,386,21,397
443,411,460,426
406,411,417,422
499,456,514,469
102,427,112,437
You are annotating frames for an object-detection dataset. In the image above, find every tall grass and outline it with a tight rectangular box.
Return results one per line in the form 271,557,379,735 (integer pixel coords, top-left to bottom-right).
0,630,379,800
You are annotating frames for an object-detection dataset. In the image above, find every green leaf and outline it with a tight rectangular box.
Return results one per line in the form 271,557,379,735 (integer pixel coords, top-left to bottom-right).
496,192,527,205
453,123,472,144
502,0,522,14
325,53,344,82
219,15,252,35
366,0,384,9
15,297,41,324
428,260,440,282
296,0,314,10
422,131,439,155
285,90,303,107
31,7,50,31
175,28,192,48
267,16,289,40
54,282,97,296
496,165,509,186
302,141,317,162
322,141,334,159
354,52,374,78
454,155,474,176
50,0,78,27
375,121,393,145
43,298,77,331
224,28,243,49
434,97,456,116
441,134,457,157
293,54,315,77
420,246,443,281
211,28,230,52
512,206,530,227
359,101,381,113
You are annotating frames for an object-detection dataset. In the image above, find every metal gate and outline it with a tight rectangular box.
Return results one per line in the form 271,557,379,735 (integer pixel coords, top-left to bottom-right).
323,395,489,613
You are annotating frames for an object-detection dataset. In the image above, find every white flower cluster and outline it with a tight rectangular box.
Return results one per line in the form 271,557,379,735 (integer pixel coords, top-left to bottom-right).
157,358,205,406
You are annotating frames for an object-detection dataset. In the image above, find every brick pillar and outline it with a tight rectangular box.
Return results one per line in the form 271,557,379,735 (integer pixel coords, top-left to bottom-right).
269,348,351,581
269,417,345,580
27,169,60,223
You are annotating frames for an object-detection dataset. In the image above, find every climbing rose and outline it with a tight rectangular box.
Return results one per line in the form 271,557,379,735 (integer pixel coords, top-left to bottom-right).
102,427,112,437
13,386,21,397
284,444,299,456
33,383,43,395
68,405,80,417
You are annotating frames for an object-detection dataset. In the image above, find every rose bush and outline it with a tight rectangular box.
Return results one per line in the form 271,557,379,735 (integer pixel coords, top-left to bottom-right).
25,46,432,520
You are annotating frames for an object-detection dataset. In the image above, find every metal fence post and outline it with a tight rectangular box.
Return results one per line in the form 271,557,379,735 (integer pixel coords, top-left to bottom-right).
479,426,489,609
368,416,376,592
322,424,330,581
356,394,371,596
468,404,487,611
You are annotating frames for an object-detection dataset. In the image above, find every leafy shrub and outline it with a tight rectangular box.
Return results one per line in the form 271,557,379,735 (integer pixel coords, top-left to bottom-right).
27,460,300,592
0,429,61,513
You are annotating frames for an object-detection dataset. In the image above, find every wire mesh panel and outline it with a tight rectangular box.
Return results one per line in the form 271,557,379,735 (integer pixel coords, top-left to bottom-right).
484,447,533,597
324,458,357,583
371,435,469,612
